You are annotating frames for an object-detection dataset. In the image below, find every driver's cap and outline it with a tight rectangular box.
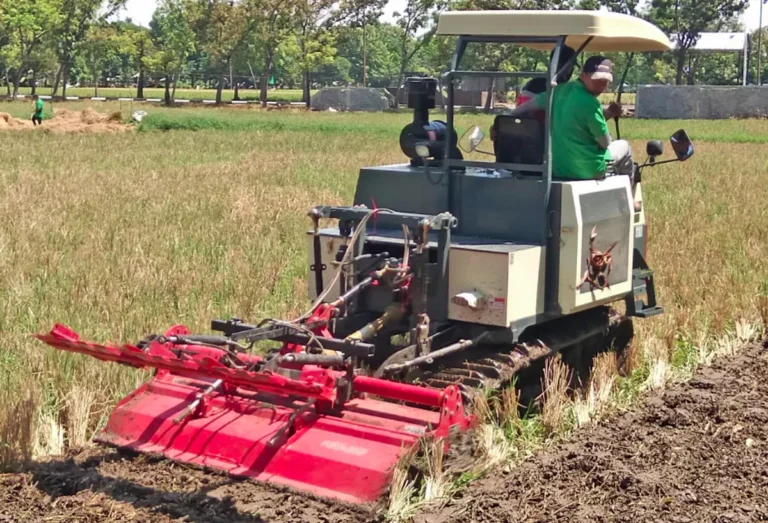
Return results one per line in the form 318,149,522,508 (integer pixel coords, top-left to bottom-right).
583,56,613,82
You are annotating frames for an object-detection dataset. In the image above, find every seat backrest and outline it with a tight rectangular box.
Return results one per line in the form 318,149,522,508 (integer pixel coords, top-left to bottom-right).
493,114,545,168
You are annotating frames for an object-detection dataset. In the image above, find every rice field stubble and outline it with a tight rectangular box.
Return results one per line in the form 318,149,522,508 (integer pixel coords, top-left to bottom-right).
0,104,767,472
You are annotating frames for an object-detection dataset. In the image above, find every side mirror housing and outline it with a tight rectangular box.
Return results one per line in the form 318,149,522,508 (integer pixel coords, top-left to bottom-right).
670,129,694,161
646,140,664,157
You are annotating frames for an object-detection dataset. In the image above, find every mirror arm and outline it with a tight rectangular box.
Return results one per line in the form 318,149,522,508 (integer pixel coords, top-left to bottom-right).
637,157,681,169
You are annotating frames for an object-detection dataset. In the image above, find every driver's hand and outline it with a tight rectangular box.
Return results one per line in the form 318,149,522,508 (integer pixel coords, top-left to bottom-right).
604,102,622,119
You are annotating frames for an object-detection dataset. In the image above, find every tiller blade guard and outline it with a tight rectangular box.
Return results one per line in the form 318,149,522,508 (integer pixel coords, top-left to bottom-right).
37,323,473,504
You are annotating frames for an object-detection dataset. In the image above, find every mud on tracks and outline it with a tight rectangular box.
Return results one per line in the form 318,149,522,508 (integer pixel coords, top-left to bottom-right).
2,343,767,522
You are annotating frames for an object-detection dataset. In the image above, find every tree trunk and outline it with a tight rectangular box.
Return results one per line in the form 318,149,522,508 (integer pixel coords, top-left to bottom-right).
362,21,368,87
216,68,225,104
31,70,37,96
259,74,268,106
260,51,273,107
12,67,22,97
303,70,311,108
164,74,172,106
172,70,179,99
675,47,686,85
234,82,240,101
52,64,62,96
137,64,145,98
94,70,99,97
62,63,70,98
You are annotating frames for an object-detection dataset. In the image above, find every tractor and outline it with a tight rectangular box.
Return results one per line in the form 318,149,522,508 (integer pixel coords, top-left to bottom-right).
38,10,694,504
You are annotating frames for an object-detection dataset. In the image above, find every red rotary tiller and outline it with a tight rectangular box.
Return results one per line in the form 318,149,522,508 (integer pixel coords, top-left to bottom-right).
37,314,473,504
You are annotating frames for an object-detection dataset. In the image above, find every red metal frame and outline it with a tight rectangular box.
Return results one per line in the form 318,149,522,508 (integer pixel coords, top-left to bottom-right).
37,323,474,503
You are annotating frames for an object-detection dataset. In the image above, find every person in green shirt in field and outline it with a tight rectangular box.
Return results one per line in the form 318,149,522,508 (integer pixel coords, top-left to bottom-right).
508,55,631,181
31,95,44,126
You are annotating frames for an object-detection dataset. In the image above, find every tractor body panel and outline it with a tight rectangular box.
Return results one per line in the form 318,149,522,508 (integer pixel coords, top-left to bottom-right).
447,242,545,327
558,176,634,314
326,163,638,333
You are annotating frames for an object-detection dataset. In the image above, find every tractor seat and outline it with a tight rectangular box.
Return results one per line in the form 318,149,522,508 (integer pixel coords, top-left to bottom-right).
492,114,545,172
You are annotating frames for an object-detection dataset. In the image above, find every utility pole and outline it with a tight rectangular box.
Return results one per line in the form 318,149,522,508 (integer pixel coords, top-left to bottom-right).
759,0,764,85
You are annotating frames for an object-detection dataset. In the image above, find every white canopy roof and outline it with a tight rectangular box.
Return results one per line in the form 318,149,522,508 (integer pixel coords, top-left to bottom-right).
674,32,748,52
436,10,672,52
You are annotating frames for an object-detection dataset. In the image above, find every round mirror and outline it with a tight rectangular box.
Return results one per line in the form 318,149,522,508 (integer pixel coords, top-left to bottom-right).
459,125,485,153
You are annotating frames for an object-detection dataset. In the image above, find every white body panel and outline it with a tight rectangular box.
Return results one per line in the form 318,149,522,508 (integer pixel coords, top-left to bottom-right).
558,176,634,314
447,244,545,327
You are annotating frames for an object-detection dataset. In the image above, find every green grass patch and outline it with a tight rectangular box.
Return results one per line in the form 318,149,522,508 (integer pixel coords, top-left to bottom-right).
13,86,312,103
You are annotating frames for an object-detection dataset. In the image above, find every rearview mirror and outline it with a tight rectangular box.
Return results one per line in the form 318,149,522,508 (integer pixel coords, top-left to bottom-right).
646,140,664,157
459,125,485,153
670,129,694,161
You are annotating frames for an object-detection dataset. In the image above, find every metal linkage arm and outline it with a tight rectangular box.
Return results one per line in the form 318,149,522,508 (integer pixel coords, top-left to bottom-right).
211,319,376,359
310,206,458,232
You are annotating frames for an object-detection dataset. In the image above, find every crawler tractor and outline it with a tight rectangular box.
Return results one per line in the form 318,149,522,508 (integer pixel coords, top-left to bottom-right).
38,10,694,504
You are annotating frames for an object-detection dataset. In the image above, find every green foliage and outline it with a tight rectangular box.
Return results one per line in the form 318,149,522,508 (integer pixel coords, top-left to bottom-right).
649,0,749,84
0,0,60,93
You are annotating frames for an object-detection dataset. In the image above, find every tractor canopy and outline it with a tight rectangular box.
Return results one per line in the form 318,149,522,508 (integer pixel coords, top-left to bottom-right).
436,10,672,52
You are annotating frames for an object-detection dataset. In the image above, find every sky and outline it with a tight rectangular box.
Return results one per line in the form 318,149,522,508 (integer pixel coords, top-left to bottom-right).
119,0,766,32
119,0,409,27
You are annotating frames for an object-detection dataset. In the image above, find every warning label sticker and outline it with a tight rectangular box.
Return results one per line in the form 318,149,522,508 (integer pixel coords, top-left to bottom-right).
489,297,506,311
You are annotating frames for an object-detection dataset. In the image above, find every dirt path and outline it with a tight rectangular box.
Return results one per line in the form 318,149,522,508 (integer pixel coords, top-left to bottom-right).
1,343,766,523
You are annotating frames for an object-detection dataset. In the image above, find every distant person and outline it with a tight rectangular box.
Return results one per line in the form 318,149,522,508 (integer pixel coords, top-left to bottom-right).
31,95,44,126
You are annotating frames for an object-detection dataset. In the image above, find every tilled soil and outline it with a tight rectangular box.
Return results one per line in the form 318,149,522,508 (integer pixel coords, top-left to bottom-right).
1,343,767,522
421,342,768,523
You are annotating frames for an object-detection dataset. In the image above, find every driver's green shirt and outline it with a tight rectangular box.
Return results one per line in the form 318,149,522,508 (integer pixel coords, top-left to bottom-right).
534,80,610,180
34,98,44,115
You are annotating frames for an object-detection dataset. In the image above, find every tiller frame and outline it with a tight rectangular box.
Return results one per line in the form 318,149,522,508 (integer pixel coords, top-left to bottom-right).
37,320,473,504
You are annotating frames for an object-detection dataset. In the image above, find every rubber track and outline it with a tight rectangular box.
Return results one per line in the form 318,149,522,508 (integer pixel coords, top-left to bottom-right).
418,309,633,394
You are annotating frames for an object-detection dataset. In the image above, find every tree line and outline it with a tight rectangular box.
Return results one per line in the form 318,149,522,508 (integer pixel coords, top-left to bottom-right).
0,0,761,106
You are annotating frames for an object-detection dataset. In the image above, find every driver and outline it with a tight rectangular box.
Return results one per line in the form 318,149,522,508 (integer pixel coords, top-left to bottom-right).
506,55,631,182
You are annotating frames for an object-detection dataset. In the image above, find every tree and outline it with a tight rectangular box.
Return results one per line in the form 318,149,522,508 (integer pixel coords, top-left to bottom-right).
754,26,768,84
0,0,60,96
292,0,337,106
131,28,153,97
334,0,386,86
80,24,123,96
649,0,748,84
51,0,126,97
194,0,256,104
313,55,351,85
147,0,195,105
393,0,446,106
248,0,297,106
333,24,401,86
